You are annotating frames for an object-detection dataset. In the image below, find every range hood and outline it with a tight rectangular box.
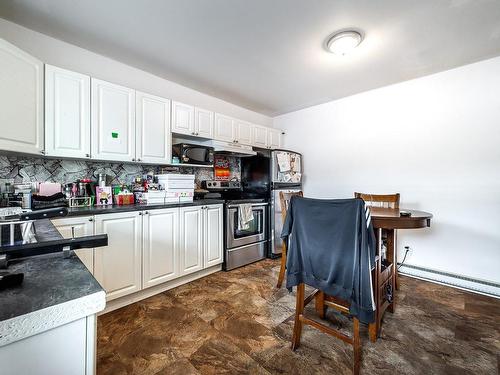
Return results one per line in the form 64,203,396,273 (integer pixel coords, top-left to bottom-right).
200,140,257,157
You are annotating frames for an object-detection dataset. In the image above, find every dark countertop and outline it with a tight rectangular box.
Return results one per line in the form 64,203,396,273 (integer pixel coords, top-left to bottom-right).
0,252,103,323
67,199,225,217
0,219,105,324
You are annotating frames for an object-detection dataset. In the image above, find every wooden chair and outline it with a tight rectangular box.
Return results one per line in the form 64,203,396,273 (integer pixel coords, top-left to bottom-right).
293,284,361,374
354,192,400,209
276,190,303,289
355,192,400,341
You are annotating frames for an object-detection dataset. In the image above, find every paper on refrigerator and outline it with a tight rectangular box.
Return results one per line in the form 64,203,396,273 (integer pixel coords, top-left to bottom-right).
276,152,291,172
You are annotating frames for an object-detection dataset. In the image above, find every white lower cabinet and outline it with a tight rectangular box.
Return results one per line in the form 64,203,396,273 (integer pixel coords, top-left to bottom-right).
142,208,179,288
94,211,142,301
204,205,224,268
59,205,223,303
179,204,223,276
52,216,95,274
179,205,204,276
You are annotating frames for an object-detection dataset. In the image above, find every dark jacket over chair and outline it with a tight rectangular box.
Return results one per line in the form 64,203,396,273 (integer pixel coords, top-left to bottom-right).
281,197,376,324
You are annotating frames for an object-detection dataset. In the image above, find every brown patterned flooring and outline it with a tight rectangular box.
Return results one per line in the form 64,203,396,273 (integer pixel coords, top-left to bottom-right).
97,259,500,374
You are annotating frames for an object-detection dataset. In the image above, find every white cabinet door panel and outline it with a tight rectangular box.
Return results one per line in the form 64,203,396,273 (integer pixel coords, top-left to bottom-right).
179,206,203,276
136,91,171,164
194,107,214,138
52,216,94,274
143,208,179,288
204,205,223,268
171,101,194,136
214,113,235,142
45,65,91,158
94,212,141,301
91,79,135,161
235,120,252,145
252,125,268,148
267,128,282,149
0,39,43,155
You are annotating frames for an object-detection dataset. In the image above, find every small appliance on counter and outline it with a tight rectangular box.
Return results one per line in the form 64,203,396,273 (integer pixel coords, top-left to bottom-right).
0,182,34,209
172,143,214,165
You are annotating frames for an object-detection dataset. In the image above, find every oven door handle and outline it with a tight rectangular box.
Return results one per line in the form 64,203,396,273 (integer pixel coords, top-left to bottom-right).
226,203,268,209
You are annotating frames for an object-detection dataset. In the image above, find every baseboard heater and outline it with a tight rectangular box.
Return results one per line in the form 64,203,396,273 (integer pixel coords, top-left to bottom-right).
398,263,500,299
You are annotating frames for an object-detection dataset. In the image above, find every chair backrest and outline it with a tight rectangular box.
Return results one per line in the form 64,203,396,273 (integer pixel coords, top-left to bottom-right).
279,191,303,221
354,192,400,209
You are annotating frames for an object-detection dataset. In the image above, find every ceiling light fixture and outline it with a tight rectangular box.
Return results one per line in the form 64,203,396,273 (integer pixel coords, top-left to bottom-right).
326,30,363,56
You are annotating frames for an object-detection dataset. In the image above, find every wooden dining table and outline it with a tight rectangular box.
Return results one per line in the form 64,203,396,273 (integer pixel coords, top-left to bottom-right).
368,207,433,342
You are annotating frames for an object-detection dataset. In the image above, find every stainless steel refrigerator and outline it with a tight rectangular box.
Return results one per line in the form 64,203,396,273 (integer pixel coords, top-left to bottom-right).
270,149,302,257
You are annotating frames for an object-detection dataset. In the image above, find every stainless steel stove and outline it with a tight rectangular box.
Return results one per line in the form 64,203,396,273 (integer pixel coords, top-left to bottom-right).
200,181,268,270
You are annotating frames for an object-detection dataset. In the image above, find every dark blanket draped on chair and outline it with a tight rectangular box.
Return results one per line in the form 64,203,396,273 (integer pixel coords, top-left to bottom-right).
281,196,376,324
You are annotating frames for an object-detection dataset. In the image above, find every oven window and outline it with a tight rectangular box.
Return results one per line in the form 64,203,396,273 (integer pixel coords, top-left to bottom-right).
233,209,263,238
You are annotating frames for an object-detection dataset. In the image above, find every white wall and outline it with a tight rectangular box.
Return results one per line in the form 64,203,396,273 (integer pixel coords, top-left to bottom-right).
274,56,500,284
0,18,272,127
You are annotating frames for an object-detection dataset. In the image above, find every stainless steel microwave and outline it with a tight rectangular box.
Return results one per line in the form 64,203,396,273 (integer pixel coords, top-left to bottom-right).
172,143,214,165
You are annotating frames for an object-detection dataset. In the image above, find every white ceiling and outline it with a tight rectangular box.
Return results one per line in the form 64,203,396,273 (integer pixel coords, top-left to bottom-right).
1,0,500,116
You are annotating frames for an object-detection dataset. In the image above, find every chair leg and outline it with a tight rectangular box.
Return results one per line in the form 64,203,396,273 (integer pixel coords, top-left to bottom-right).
291,283,305,351
315,290,326,319
353,318,361,375
276,241,287,288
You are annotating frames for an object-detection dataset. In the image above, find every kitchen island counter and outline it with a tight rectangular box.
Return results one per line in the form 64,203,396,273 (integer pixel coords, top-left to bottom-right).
0,252,105,347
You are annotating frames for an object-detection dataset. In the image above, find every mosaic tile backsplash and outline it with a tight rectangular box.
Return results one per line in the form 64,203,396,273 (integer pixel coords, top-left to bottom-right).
0,155,240,188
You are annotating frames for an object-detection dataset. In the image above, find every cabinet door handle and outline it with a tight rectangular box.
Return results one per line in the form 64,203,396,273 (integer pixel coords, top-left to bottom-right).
88,218,93,222
85,153,90,158
40,150,46,155
144,211,149,215
137,158,141,162
138,212,142,216
132,158,136,162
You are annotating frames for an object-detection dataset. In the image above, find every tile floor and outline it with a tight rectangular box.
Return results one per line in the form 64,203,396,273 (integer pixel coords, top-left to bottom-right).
97,259,499,374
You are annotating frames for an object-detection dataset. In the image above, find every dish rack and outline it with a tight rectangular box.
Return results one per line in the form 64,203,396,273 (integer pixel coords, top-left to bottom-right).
68,196,94,208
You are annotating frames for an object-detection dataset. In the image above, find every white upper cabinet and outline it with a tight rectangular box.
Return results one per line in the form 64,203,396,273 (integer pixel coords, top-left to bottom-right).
171,101,195,136
267,128,282,149
45,65,91,159
179,205,204,276
214,113,235,142
52,216,94,274
252,125,282,149
136,91,171,164
204,205,223,268
252,125,268,148
94,211,142,301
194,107,214,139
0,39,44,155
235,120,253,146
142,208,179,288
91,78,135,162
